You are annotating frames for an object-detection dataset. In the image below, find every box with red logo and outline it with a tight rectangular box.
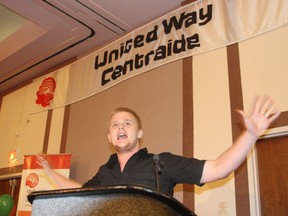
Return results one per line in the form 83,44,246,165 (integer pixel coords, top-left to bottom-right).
17,154,71,216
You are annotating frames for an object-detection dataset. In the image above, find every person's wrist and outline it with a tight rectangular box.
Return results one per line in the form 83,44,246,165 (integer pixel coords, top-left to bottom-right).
245,129,259,141
45,167,53,175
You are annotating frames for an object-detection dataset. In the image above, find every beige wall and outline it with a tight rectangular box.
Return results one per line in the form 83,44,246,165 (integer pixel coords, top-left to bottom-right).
193,47,235,215
0,86,47,169
240,25,288,130
1,22,288,216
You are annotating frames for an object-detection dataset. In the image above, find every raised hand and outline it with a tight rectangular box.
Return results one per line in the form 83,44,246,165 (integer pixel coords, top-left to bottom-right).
236,96,281,138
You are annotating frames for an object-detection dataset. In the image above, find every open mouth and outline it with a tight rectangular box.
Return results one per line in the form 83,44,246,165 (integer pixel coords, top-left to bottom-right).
117,133,127,139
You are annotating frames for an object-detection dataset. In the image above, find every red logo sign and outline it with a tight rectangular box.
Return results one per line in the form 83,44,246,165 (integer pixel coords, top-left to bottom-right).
36,77,56,107
25,173,39,188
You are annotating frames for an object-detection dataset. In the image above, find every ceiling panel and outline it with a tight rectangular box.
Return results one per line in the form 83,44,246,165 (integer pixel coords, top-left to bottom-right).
0,0,184,94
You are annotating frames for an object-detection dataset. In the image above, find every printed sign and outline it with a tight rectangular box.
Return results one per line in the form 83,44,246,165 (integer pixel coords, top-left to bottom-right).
17,154,71,216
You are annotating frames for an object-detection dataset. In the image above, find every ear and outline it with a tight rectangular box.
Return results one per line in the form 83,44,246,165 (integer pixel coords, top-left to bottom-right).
107,134,111,142
137,129,143,139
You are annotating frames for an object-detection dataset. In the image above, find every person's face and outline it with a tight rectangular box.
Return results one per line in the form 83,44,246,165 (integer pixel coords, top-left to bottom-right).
107,111,143,153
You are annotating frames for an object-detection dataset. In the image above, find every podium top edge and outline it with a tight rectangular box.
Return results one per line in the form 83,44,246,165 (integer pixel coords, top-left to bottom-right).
27,184,196,216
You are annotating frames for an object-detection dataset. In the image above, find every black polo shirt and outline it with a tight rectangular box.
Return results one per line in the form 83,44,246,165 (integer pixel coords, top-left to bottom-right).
82,148,205,195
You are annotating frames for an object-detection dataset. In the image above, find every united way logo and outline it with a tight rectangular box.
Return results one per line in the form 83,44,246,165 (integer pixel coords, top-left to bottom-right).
36,77,56,107
25,173,39,188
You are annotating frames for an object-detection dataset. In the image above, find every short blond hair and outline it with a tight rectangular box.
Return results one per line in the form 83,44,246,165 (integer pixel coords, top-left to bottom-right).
108,107,142,129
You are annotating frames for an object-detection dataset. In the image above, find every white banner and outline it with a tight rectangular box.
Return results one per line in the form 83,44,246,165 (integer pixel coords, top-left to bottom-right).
17,154,71,216
31,0,288,112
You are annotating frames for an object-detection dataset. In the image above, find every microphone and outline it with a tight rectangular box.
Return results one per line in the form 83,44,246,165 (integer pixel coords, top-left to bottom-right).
153,154,162,191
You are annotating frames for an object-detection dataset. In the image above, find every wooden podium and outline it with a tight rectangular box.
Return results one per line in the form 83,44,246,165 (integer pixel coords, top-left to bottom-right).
28,185,197,215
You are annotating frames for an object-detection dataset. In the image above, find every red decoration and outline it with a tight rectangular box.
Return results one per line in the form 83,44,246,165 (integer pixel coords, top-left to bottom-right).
25,173,39,188
35,77,56,107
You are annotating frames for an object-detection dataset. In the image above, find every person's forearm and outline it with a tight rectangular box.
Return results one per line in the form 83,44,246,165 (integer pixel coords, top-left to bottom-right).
215,130,257,177
201,96,280,183
46,168,81,189
201,130,258,183
37,155,81,189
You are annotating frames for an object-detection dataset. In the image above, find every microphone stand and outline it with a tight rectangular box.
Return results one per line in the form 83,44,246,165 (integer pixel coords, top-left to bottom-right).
153,154,162,191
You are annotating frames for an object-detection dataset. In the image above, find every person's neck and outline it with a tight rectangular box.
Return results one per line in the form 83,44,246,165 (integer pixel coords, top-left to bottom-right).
117,147,140,172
